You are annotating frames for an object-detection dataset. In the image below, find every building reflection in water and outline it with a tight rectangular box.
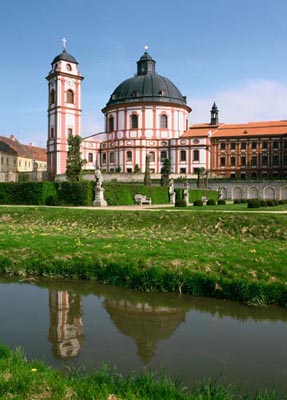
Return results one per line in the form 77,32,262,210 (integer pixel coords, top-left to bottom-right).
104,297,185,365
49,290,84,359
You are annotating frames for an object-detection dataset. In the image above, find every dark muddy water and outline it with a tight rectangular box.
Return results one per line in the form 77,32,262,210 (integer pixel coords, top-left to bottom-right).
1,276,287,392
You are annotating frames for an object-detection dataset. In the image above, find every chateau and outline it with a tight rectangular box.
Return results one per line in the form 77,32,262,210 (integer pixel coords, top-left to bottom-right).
46,43,287,180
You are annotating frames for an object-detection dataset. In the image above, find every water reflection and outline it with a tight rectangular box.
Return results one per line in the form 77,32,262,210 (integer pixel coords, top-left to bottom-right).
49,290,83,359
104,297,185,364
1,275,287,392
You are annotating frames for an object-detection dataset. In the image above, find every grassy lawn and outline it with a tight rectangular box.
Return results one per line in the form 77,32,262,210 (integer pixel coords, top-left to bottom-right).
0,206,287,305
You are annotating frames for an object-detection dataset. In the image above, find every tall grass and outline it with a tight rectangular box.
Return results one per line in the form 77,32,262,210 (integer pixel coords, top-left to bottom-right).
0,343,285,399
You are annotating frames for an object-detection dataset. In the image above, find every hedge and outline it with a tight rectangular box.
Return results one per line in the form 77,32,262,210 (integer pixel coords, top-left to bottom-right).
102,183,169,205
0,181,219,207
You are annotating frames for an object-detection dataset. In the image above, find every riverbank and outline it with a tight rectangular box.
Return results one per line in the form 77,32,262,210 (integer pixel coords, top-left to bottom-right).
0,206,287,306
0,343,285,399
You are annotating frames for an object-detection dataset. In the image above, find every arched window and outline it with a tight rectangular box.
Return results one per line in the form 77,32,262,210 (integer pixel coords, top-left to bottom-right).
67,128,73,136
131,114,138,129
180,150,186,162
193,150,199,162
50,89,55,105
108,116,114,132
127,151,132,162
160,114,168,129
67,89,74,104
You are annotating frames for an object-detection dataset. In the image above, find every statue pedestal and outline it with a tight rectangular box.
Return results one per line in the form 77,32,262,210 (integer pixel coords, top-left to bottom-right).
93,187,107,207
169,192,176,205
183,193,189,206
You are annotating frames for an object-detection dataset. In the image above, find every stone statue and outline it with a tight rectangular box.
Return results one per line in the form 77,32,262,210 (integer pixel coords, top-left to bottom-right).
218,186,223,200
93,168,107,207
95,168,103,188
183,181,189,205
168,178,174,194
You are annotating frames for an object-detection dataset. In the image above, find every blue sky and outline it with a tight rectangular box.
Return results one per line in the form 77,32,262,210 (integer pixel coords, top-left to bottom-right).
1,0,287,146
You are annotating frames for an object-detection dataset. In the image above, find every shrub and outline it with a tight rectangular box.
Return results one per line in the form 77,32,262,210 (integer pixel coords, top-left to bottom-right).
273,200,279,206
218,199,226,205
175,199,187,207
247,199,261,208
241,199,248,203
233,199,241,204
207,199,216,205
267,200,275,207
260,200,267,207
193,199,203,206
103,183,168,205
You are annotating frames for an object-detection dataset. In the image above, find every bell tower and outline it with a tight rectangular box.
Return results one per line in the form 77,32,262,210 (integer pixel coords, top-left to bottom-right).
46,39,84,178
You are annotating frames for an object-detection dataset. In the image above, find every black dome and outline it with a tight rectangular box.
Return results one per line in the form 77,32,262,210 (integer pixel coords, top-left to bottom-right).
105,51,187,108
51,50,78,65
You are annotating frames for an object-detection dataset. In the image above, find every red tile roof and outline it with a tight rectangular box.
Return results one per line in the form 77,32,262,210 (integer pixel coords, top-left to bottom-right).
181,124,219,138
0,136,47,162
182,120,287,139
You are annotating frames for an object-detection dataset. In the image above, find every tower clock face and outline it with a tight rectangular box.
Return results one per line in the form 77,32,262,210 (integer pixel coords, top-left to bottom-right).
66,64,72,71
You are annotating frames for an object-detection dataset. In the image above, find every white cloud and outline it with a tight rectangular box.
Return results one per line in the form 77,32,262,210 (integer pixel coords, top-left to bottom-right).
189,80,287,125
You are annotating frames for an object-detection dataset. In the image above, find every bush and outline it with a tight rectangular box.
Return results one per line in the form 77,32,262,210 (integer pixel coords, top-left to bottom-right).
233,199,241,204
207,199,216,205
267,200,275,207
175,199,187,207
260,200,267,207
218,199,226,205
247,199,261,208
193,199,203,206
241,199,248,203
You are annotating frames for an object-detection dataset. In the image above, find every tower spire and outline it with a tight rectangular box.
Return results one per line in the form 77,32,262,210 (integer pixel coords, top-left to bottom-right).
210,101,219,125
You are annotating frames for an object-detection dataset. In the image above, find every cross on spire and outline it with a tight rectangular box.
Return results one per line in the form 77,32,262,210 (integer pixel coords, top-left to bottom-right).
62,37,67,51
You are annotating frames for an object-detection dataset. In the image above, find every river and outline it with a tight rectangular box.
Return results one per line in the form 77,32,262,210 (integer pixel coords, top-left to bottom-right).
1,275,287,392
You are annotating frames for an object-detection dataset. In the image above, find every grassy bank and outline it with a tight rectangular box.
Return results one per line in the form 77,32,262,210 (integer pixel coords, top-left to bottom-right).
0,343,284,399
0,206,287,306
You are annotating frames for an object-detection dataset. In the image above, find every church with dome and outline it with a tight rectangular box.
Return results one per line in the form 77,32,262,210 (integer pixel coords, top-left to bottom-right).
46,43,287,181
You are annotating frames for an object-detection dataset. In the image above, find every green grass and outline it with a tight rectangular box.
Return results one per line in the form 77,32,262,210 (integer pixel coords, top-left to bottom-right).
0,206,287,305
0,343,285,399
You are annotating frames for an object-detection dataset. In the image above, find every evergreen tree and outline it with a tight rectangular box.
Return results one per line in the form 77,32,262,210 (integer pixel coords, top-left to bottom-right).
160,158,171,186
66,134,86,181
144,154,151,186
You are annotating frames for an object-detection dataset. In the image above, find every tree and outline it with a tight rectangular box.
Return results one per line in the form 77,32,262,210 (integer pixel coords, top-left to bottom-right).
144,154,151,186
160,158,171,186
66,134,86,181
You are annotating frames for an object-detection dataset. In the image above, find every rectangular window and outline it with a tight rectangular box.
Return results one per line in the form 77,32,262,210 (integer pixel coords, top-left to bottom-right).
193,150,199,162
273,141,279,149
220,157,226,167
230,157,236,166
160,151,167,162
230,142,236,150
251,156,257,167
262,155,268,166
180,167,186,174
241,157,246,166
88,153,93,163
127,151,133,162
272,155,279,166
110,153,115,163
180,150,186,162
1,157,3,165
251,141,257,150
6,158,9,165
220,143,226,150
102,153,106,164
51,127,54,138
149,152,155,162
262,141,268,149
241,142,246,150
